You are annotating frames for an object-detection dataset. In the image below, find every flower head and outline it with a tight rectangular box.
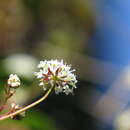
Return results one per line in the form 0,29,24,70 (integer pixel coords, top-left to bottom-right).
34,59,77,95
8,74,21,88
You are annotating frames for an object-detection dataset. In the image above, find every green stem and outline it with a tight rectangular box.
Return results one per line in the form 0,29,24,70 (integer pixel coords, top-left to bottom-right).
0,86,53,121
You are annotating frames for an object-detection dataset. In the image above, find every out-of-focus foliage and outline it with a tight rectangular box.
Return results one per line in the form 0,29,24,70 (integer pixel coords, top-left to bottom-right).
0,110,58,130
0,0,32,55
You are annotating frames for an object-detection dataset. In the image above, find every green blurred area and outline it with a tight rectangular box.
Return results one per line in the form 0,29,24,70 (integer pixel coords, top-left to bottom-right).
1,110,58,130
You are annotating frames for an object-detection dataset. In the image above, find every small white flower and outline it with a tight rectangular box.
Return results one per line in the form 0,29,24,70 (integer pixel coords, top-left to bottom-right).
55,86,63,94
63,85,73,95
34,59,77,95
8,74,21,88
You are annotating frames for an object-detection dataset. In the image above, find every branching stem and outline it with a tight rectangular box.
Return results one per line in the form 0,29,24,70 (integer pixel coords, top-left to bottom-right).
0,86,53,121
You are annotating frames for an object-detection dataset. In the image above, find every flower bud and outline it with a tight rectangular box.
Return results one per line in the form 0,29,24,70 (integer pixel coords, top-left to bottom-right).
7,74,21,88
10,103,25,120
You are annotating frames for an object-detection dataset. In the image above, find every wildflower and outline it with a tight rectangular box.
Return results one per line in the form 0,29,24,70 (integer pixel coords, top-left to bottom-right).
7,74,21,88
34,59,77,95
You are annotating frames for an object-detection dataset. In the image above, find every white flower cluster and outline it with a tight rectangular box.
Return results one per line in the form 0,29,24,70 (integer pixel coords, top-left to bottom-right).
8,74,21,88
34,59,77,95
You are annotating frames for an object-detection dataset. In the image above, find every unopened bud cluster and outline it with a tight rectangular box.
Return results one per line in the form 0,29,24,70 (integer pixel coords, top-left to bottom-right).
7,74,21,88
10,103,25,120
